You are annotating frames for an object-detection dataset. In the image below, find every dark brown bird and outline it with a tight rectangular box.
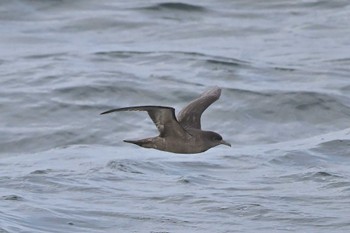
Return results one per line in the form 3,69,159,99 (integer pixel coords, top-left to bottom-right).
101,86,230,154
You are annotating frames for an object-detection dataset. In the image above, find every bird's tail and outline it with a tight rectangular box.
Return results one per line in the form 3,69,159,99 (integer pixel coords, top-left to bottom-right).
123,138,154,148
123,139,142,146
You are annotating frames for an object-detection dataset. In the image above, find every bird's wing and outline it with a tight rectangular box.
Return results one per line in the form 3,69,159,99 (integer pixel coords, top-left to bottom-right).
101,106,191,138
177,86,221,129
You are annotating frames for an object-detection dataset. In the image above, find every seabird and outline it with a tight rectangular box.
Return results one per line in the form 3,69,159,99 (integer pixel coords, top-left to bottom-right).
101,86,231,154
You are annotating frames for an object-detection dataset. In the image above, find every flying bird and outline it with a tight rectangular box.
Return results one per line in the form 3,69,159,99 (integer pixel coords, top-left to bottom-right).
101,86,230,154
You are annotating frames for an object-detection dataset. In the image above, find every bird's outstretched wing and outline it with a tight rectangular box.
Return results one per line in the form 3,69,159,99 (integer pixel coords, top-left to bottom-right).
101,106,191,138
177,86,221,129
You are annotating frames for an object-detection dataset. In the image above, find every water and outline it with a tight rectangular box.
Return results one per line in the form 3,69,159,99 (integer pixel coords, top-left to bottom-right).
1,0,350,232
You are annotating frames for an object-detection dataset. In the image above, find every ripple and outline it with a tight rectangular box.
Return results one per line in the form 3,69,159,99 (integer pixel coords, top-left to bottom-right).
141,2,207,12
106,160,144,174
300,171,343,182
2,195,24,201
30,169,53,175
269,150,326,167
312,139,350,157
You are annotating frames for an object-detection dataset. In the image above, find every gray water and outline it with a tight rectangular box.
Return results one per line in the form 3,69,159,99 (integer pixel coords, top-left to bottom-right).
1,0,350,232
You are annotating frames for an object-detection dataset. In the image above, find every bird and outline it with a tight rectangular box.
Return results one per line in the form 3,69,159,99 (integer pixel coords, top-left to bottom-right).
100,86,231,154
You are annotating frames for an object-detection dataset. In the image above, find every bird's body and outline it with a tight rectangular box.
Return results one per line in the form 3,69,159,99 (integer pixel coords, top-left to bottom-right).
101,86,230,154
124,128,223,154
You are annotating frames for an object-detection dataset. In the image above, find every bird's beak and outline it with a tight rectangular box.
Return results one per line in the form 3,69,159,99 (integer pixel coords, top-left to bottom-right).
220,140,231,147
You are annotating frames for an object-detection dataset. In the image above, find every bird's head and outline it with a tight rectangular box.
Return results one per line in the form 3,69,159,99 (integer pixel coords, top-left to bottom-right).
205,131,231,148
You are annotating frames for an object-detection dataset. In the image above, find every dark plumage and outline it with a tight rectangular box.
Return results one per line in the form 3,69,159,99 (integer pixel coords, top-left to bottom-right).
101,86,230,154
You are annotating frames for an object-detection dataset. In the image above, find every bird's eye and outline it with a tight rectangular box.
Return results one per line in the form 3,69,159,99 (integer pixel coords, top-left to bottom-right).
215,135,222,141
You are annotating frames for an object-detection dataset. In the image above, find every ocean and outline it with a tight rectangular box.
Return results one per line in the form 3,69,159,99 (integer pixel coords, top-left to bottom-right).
1,0,350,232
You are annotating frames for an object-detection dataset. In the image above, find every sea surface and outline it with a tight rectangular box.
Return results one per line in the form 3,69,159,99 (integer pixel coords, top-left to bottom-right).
1,0,350,232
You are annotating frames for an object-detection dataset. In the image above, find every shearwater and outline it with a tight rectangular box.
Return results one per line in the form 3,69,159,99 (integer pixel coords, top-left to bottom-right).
101,86,231,154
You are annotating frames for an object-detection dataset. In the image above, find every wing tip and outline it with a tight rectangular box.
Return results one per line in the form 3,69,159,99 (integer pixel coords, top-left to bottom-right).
100,109,114,115
201,86,221,99
100,106,174,115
